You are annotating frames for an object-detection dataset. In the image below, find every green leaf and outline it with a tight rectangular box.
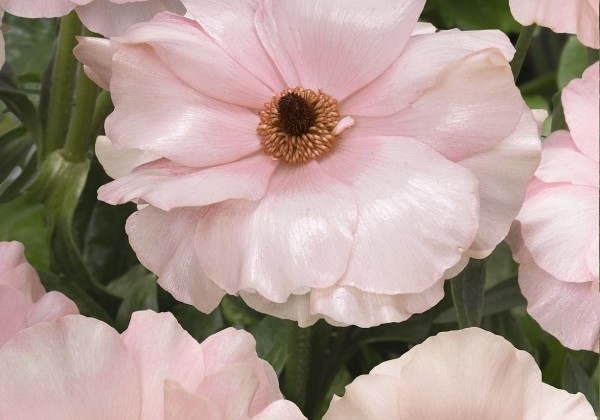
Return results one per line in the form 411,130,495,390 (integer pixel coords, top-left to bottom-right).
563,355,599,409
450,258,487,328
171,304,224,343
220,295,263,327
557,37,588,89
106,265,158,331
0,63,41,141
423,0,521,32
250,316,290,375
551,91,568,132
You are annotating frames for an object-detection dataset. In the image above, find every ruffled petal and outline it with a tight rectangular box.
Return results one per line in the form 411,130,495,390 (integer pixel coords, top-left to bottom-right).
350,50,523,161
343,29,514,117
0,285,28,347
0,241,27,271
538,384,597,420
562,62,599,161
75,0,186,37
163,380,221,420
0,0,80,18
0,316,141,419
519,184,598,283
98,153,278,210
74,37,117,91
257,0,425,100
126,206,225,313
121,311,207,420
251,399,307,420
196,161,357,302
321,135,479,294
459,109,541,251
26,291,79,326
95,136,159,180
183,0,285,93
106,44,261,167
535,130,599,188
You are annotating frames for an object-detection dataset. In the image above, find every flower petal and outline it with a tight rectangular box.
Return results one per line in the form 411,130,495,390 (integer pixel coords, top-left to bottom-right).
27,291,79,326
0,285,28,347
0,316,141,420
343,29,515,117
75,0,186,37
536,130,599,188
98,153,278,210
321,135,479,294
126,206,225,313
350,50,524,161
519,184,598,283
117,12,274,108
196,161,357,302
251,399,307,420
95,136,159,179
459,109,541,251
562,62,599,161
183,0,286,93
0,0,80,17
0,241,27,270
106,44,261,167
74,37,117,91
538,384,597,419
121,311,207,420
258,0,425,100
163,380,221,420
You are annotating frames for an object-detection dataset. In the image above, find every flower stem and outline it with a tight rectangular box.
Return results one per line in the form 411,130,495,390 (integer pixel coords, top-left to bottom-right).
451,258,487,329
42,12,81,159
284,322,311,412
62,67,98,163
511,25,536,81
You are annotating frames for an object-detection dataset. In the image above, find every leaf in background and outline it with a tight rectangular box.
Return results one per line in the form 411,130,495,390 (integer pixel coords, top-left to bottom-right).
450,258,487,328
0,193,49,270
106,265,157,331
482,311,534,356
250,316,290,375
220,295,263,328
422,0,521,32
557,36,589,89
563,355,599,409
0,124,37,203
551,91,568,132
0,63,41,140
171,303,224,343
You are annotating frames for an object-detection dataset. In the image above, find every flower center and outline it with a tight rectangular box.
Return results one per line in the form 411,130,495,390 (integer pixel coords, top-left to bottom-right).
257,87,340,164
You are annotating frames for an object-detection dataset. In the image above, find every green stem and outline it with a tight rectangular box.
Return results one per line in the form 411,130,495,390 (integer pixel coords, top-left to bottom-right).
284,323,311,412
451,258,487,329
518,72,557,96
62,67,98,163
511,25,536,81
88,91,113,140
42,12,81,158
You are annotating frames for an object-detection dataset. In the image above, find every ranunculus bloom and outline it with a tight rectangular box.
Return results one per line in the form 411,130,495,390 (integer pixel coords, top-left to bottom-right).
508,62,600,352
323,328,596,419
0,0,185,37
76,0,540,327
509,0,599,48
0,310,305,419
0,241,78,348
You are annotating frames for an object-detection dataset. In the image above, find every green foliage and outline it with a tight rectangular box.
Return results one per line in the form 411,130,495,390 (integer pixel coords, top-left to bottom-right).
423,0,521,32
557,36,589,89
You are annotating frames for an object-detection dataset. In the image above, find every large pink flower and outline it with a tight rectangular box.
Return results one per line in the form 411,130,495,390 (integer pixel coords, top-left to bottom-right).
75,0,541,327
323,328,596,419
0,310,305,419
509,0,599,48
0,0,186,37
509,62,600,352
0,241,78,348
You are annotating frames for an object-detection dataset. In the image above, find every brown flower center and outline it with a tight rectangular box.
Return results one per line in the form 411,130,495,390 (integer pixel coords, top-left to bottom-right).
257,87,340,164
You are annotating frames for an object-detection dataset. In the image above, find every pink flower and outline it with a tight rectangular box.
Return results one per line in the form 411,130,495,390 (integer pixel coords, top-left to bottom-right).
76,0,540,327
0,0,186,37
0,241,78,348
323,328,596,419
509,62,599,352
0,310,305,419
509,0,599,48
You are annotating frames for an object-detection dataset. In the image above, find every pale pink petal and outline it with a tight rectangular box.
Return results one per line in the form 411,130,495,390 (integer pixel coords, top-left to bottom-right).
459,109,541,251
323,375,403,420
518,249,600,352
251,399,307,420
350,50,524,161
106,45,261,168
75,0,186,37
343,29,514,117
519,184,598,283
536,130,599,188
509,0,599,48
125,206,225,313
164,380,221,420
0,316,141,420
0,241,26,271
183,0,286,93
321,135,479,294
196,162,357,302
0,0,80,18
0,263,42,300
118,12,274,108
95,136,159,180
74,37,117,91
258,0,425,101
562,62,599,161
0,286,28,347
26,291,79,325
587,236,599,279
538,384,597,419
121,311,207,420
99,153,278,210
411,22,437,35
